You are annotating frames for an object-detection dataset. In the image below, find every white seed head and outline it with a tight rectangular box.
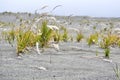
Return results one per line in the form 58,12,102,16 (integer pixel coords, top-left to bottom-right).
47,25,59,30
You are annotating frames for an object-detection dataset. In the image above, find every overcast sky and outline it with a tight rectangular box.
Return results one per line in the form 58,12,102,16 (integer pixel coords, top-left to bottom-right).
0,0,120,17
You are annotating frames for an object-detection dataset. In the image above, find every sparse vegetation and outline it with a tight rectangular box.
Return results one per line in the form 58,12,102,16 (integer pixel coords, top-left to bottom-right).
0,12,120,60
2,20,59,55
1,6,120,80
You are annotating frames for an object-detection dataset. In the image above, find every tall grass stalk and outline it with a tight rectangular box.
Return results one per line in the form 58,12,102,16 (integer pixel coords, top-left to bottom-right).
113,64,120,80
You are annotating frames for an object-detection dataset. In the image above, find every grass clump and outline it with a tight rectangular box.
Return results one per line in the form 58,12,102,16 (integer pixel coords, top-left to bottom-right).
100,34,120,58
100,35,111,58
16,28,37,55
100,34,119,48
100,36,110,49
3,26,37,55
38,21,53,48
104,48,110,58
60,26,69,42
76,31,84,42
87,32,99,47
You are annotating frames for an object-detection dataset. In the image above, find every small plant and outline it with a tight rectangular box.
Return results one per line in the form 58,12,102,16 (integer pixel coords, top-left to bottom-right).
87,32,99,47
104,48,110,58
76,32,84,42
113,64,120,80
100,36,111,58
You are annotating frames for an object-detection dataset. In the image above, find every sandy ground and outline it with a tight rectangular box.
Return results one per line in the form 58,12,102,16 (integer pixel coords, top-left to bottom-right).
1,40,120,80
0,13,120,80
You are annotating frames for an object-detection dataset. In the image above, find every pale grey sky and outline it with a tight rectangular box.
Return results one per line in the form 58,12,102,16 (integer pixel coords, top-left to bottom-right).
0,0,120,17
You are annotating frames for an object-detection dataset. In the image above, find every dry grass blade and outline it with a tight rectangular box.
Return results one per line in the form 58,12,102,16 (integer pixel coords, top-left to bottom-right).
51,5,62,12
40,5,48,10
113,64,120,80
